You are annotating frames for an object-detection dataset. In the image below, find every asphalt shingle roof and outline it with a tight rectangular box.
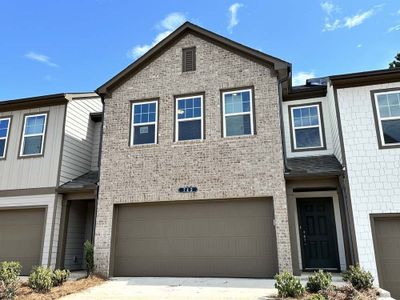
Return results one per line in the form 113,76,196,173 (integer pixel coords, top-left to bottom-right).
57,171,99,192
285,155,343,178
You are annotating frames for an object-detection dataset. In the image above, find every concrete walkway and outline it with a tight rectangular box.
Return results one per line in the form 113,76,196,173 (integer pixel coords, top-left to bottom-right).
61,277,279,300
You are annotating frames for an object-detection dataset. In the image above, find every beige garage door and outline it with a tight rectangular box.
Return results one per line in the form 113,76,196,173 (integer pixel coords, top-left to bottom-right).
112,198,278,277
373,217,400,299
0,208,45,275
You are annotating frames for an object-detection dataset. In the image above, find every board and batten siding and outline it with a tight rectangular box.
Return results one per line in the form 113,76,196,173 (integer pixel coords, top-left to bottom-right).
59,97,102,184
0,105,65,190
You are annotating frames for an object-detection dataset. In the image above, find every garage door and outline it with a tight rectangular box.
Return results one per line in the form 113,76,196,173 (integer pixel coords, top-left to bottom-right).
373,217,400,299
112,198,278,277
0,208,45,275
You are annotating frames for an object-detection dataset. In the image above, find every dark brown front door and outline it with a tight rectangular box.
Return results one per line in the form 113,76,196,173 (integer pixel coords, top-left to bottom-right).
297,197,340,271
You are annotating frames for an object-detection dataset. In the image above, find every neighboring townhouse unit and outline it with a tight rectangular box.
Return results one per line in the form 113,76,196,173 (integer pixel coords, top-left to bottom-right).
0,93,102,274
94,22,293,277
329,69,400,298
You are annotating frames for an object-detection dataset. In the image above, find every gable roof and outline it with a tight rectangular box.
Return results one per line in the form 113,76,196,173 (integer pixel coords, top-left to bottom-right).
96,22,291,96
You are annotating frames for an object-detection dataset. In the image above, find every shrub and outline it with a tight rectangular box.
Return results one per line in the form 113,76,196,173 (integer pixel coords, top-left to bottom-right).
28,266,53,293
342,264,373,290
306,270,332,293
274,272,305,298
52,269,70,287
0,261,22,299
84,240,95,276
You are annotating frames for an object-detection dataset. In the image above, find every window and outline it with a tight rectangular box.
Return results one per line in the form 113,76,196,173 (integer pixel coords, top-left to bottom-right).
175,95,203,141
20,113,47,157
0,117,11,159
222,89,254,137
373,90,400,147
290,104,324,150
182,47,196,72
131,101,158,145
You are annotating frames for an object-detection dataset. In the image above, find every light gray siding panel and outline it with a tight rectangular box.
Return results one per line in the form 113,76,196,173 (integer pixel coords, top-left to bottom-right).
91,122,101,171
60,97,102,184
0,105,65,190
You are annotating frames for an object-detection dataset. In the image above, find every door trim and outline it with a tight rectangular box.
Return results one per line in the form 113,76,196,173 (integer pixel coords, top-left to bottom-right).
296,197,341,271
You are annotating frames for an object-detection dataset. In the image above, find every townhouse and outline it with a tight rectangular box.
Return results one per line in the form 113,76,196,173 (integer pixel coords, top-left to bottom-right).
0,93,102,274
1,19,399,299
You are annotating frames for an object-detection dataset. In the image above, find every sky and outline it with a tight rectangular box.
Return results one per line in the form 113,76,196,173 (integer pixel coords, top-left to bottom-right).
0,0,399,100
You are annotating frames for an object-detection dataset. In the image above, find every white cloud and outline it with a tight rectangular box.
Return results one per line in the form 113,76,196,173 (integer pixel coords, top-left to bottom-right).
227,3,244,33
322,7,375,31
321,1,339,15
127,12,187,59
292,71,316,86
343,9,374,28
25,52,58,67
323,19,341,31
388,24,400,32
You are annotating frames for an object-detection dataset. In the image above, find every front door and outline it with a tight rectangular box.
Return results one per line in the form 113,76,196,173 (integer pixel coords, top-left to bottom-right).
297,197,340,270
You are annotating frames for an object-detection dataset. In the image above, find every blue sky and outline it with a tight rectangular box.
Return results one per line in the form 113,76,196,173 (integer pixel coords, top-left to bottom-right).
0,0,399,100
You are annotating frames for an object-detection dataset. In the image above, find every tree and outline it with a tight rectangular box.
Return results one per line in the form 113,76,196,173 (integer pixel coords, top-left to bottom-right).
389,53,400,69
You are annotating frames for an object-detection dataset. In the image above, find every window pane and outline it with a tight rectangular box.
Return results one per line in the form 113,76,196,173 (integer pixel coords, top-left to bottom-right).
23,135,43,155
0,119,9,138
133,124,155,145
226,114,251,136
379,105,390,118
293,106,320,128
133,103,157,124
382,119,400,144
295,127,321,148
178,120,201,141
224,91,251,114
177,97,202,120
377,93,400,118
0,139,5,157
25,115,45,135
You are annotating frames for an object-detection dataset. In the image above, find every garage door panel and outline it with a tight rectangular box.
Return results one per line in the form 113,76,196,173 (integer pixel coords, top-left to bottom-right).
113,198,278,277
373,217,400,300
0,209,45,275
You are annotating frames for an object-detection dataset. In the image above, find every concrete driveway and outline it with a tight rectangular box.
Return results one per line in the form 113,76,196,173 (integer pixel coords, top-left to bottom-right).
61,277,279,300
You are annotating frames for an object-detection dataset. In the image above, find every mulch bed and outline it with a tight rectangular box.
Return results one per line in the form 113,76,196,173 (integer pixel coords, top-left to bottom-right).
16,275,106,300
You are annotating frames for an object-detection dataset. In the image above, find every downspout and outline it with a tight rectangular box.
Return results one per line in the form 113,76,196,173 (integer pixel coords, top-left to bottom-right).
278,68,291,173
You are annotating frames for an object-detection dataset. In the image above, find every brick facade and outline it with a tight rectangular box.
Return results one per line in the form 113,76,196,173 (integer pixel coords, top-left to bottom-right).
95,33,292,276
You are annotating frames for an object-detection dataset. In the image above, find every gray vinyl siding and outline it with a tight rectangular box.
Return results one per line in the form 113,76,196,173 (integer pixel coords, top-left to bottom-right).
59,97,102,184
0,105,65,190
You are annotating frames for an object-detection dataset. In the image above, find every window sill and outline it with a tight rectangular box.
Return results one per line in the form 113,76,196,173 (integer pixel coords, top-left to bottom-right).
223,134,257,140
292,146,327,153
172,139,205,146
17,154,44,159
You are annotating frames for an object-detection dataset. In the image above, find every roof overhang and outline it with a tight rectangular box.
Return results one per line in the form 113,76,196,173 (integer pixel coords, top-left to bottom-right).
96,22,291,96
330,68,400,89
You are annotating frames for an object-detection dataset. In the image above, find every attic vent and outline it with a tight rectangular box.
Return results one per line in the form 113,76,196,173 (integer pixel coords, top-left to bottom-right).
182,47,196,72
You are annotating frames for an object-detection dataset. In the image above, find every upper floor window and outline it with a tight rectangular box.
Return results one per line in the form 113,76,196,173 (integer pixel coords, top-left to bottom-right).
0,117,11,159
222,89,254,137
373,90,400,147
182,47,196,72
20,113,47,157
175,95,203,141
290,103,324,151
131,101,158,145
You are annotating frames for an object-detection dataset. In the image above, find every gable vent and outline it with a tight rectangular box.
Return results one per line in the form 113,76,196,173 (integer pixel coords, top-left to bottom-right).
182,47,196,72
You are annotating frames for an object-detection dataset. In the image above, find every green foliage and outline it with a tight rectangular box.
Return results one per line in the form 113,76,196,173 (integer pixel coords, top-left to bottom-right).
84,240,95,276
306,270,332,293
308,294,326,300
52,269,70,287
0,261,22,300
389,53,400,69
342,264,373,290
274,272,305,298
28,266,53,293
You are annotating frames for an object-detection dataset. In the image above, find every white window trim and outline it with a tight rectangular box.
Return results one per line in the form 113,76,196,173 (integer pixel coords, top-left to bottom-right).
131,100,158,146
374,90,400,147
291,104,324,150
0,117,11,159
20,113,47,157
222,88,254,137
175,95,204,141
